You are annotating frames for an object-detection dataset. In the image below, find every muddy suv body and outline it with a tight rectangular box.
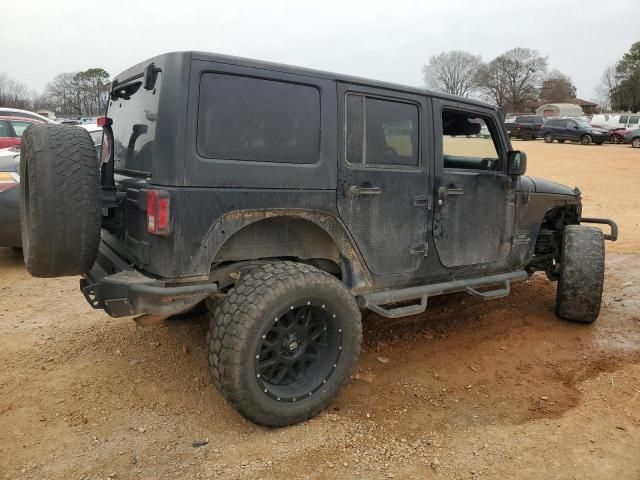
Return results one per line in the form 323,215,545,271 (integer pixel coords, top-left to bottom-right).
20,52,617,426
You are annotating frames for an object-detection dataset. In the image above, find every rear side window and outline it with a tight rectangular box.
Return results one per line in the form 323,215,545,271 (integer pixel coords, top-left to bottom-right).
9,120,32,137
0,121,9,137
345,94,419,167
629,116,639,125
197,74,320,164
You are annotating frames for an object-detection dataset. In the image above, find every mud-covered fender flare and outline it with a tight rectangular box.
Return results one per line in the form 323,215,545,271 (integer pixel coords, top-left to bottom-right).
192,208,374,294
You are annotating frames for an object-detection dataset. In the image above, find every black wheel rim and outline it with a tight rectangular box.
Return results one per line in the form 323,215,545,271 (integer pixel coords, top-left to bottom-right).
255,301,342,402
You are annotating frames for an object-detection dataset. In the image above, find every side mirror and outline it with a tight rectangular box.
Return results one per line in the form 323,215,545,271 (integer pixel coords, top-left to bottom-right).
507,150,527,176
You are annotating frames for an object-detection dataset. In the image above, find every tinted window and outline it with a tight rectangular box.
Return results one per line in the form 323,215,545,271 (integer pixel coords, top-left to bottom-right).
346,94,419,167
620,115,629,124
629,116,639,125
0,121,9,137
9,120,32,137
197,74,320,164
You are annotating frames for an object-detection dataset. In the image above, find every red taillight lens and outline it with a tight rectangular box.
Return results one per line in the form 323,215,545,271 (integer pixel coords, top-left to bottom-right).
147,190,170,235
96,116,112,128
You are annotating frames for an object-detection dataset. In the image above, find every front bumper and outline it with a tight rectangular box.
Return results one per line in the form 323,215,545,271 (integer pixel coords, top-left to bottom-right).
80,241,217,317
581,217,618,241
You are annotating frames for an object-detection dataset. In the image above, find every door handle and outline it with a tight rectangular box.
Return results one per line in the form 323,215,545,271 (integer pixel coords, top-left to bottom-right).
348,185,382,197
436,185,464,206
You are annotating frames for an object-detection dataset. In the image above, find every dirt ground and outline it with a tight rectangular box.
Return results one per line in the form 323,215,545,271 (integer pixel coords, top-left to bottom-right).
1,141,639,480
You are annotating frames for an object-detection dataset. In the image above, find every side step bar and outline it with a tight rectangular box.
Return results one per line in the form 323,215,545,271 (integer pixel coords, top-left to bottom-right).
359,270,529,319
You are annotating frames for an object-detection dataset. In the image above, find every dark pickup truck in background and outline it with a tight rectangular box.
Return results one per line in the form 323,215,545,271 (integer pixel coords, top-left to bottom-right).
505,115,545,140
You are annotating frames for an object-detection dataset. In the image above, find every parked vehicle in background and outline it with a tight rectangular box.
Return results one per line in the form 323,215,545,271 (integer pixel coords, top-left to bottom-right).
0,117,44,148
505,115,544,140
80,123,103,158
0,147,21,248
541,118,609,145
591,113,640,130
536,103,584,118
623,128,640,148
0,125,103,249
0,108,57,124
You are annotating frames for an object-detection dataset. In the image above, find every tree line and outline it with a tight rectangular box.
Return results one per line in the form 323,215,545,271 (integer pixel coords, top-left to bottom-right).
423,48,574,113
2,42,639,116
423,42,640,113
0,68,110,117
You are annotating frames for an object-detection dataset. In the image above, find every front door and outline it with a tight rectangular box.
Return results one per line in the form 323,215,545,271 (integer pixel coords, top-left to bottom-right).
432,101,515,269
337,84,430,276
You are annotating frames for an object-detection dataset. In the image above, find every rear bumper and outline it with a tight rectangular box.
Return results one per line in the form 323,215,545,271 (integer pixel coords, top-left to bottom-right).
80,241,217,317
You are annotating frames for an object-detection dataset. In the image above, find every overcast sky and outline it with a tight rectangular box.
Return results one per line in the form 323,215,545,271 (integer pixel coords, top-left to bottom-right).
2,0,637,100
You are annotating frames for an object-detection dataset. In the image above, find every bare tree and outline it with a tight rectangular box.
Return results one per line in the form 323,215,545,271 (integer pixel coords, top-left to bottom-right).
593,66,618,111
477,48,548,111
0,72,34,109
422,51,483,97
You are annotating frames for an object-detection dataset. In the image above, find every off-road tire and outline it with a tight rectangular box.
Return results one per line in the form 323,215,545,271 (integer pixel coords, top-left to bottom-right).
20,124,101,277
206,261,362,427
544,133,554,143
632,137,640,148
580,134,592,145
555,225,605,323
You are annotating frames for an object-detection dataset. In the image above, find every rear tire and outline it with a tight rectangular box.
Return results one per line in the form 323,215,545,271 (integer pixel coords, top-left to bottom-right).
544,133,554,143
207,261,362,427
20,124,101,277
555,225,605,323
580,134,592,145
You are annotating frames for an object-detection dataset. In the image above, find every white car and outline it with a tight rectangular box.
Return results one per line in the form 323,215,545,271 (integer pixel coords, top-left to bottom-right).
79,123,103,158
0,108,57,124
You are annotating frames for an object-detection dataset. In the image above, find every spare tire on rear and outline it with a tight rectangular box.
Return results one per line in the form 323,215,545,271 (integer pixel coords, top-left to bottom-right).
20,124,101,277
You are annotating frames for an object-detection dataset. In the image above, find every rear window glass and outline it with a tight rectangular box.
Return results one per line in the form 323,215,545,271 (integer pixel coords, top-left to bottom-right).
110,79,158,174
197,74,320,164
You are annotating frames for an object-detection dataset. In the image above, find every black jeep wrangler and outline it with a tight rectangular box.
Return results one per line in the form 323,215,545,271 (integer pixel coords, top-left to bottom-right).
19,52,617,427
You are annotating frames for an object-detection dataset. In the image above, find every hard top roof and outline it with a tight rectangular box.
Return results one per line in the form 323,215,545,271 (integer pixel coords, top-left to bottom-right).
113,51,495,111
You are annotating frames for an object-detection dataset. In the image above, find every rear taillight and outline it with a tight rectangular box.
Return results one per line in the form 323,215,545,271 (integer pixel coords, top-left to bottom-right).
147,190,170,235
96,116,112,128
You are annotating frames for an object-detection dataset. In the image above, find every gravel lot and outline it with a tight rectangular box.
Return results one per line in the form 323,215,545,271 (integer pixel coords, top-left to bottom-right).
1,141,639,479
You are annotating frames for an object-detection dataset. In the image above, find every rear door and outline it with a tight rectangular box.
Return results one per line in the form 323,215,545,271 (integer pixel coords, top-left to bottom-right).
431,100,515,269
337,83,431,276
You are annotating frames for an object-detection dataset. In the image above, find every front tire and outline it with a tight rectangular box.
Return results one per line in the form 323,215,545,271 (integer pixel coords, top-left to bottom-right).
544,133,554,143
555,225,605,323
207,261,362,427
580,134,592,145
632,137,640,148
